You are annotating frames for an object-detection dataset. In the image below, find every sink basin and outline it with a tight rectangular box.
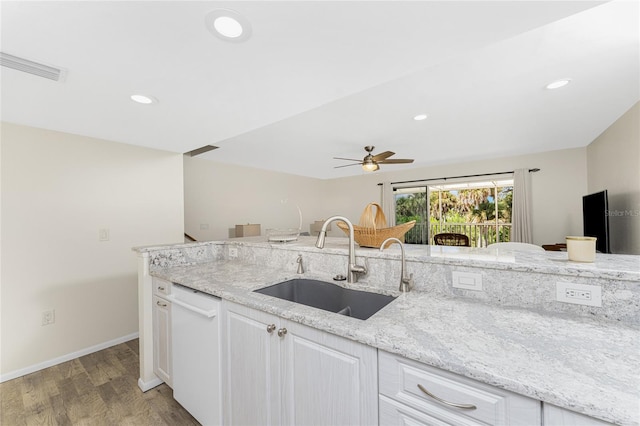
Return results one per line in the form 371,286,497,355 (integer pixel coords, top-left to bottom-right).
254,279,396,320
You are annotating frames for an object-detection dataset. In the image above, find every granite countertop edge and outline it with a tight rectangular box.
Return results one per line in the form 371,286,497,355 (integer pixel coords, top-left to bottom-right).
134,238,640,282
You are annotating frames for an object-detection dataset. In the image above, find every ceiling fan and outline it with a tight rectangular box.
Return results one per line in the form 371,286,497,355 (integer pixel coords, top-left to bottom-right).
334,146,414,172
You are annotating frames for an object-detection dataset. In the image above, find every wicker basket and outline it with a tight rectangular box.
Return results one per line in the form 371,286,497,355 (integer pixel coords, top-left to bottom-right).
336,203,416,248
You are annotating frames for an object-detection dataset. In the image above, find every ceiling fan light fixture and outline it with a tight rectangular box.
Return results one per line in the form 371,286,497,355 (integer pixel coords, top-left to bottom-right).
362,160,379,172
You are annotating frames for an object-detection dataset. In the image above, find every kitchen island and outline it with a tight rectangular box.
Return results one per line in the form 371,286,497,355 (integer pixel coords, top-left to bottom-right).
134,237,640,425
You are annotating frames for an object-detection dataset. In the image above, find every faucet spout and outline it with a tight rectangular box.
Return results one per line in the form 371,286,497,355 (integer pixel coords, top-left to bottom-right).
380,237,414,292
315,216,367,283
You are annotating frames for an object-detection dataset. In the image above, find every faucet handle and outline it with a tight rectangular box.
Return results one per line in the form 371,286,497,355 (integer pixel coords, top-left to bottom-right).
400,273,414,292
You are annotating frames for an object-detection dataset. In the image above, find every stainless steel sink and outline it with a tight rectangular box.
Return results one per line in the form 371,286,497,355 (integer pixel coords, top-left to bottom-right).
254,279,396,320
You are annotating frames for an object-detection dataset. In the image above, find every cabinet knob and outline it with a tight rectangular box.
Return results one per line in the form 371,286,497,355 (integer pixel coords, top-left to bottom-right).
158,286,165,291
156,300,167,308
266,324,276,334
277,328,288,337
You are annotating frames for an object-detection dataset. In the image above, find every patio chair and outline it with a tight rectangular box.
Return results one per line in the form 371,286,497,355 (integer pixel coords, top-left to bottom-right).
433,233,470,247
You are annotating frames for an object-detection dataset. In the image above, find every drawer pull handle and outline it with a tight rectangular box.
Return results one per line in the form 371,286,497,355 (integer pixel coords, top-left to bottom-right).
417,384,477,411
267,324,276,334
277,328,288,337
156,300,168,308
158,286,165,291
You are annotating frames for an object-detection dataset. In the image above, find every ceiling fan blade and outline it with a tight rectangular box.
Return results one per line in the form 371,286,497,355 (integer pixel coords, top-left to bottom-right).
333,157,362,162
334,163,362,169
372,151,395,161
378,159,414,164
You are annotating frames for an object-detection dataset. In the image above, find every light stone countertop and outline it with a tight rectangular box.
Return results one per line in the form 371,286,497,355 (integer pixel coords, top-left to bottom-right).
151,259,640,426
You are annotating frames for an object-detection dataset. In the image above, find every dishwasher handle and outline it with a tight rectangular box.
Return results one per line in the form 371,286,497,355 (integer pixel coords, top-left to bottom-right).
167,295,218,318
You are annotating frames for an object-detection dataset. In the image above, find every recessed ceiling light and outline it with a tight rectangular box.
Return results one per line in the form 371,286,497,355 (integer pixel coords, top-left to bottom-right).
205,9,252,43
545,79,571,90
214,16,243,38
413,114,428,121
130,94,157,104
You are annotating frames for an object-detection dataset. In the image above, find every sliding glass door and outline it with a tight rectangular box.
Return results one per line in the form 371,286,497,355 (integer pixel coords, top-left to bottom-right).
394,180,513,247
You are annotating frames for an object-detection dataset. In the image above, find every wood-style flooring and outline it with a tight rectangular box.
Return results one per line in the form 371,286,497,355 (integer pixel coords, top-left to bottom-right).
0,339,199,425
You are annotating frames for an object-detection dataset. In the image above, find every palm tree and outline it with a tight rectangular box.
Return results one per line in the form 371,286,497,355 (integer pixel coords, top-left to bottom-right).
429,190,458,220
457,188,492,215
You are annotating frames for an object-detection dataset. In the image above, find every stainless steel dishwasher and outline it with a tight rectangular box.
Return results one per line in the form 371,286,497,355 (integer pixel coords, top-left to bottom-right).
168,284,221,425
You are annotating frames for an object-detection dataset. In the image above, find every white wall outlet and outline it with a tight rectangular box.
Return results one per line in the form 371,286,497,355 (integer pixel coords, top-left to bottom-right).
98,228,110,242
556,282,602,307
228,246,238,259
42,309,55,326
452,271,483,291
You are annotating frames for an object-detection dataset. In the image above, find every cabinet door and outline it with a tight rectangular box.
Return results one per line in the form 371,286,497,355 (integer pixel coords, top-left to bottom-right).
222,301,281,426
152,295,171,386
281,320,378,426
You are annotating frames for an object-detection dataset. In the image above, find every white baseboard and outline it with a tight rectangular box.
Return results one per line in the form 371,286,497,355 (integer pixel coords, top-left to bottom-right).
0,332,139,383
138,376,163,392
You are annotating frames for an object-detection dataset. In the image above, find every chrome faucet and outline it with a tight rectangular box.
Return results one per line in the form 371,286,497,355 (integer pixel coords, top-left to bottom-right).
380,237,414,292
315,216,367,283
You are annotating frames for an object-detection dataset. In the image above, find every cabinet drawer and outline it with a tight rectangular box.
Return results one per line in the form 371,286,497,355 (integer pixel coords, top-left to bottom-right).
379,351,540,426
153,277,171,296
380,395,477,426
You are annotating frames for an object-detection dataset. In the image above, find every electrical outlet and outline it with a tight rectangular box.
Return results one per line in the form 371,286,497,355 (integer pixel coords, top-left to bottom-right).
556,282,602,307
452,271,483,291
228,246,238,259
42,309,55,326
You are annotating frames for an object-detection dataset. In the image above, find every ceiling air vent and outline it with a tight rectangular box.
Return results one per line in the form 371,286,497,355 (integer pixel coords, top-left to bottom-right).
185,145,219,157
0,52,65,82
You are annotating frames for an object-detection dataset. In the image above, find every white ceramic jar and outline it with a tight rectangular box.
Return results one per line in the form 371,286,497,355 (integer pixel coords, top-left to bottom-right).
566,236,597,262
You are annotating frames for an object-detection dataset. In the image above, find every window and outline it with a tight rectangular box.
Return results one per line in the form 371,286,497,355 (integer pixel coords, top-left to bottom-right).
394,180,513,247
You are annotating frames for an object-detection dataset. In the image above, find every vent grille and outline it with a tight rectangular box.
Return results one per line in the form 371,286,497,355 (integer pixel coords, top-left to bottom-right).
185,145,219,157
0,52,64,81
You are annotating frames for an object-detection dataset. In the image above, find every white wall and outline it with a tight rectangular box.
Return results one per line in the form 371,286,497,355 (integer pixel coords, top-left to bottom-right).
184,156,328,241
186,147,588,246
0,123,184,377
322,148,588,246
587,102,640,254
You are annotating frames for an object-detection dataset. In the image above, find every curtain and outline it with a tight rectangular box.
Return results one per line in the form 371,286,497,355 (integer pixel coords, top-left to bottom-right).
511,168,533,243
380,182,396,227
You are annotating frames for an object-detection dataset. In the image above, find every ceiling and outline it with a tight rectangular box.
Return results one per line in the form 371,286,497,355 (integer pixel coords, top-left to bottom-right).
1,1,638,179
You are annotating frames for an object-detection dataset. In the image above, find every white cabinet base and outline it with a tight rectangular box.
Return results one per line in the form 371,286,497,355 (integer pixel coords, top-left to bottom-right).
221,301,378,426
543,404,614,426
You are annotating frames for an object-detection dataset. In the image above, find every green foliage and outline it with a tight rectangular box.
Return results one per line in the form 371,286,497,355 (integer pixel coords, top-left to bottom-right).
396,185,514,247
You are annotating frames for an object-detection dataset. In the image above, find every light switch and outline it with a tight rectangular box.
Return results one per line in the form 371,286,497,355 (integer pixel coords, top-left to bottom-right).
99,228,110,242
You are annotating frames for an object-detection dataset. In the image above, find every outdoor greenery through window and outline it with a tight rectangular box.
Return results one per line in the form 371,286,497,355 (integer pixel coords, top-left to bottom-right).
395,179,514,247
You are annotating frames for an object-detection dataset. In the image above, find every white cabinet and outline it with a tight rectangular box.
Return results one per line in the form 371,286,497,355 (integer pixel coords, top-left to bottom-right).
221,300,378,426
379,350,540,426
543,404,614,426
222,301,281,425
152,277,172,386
